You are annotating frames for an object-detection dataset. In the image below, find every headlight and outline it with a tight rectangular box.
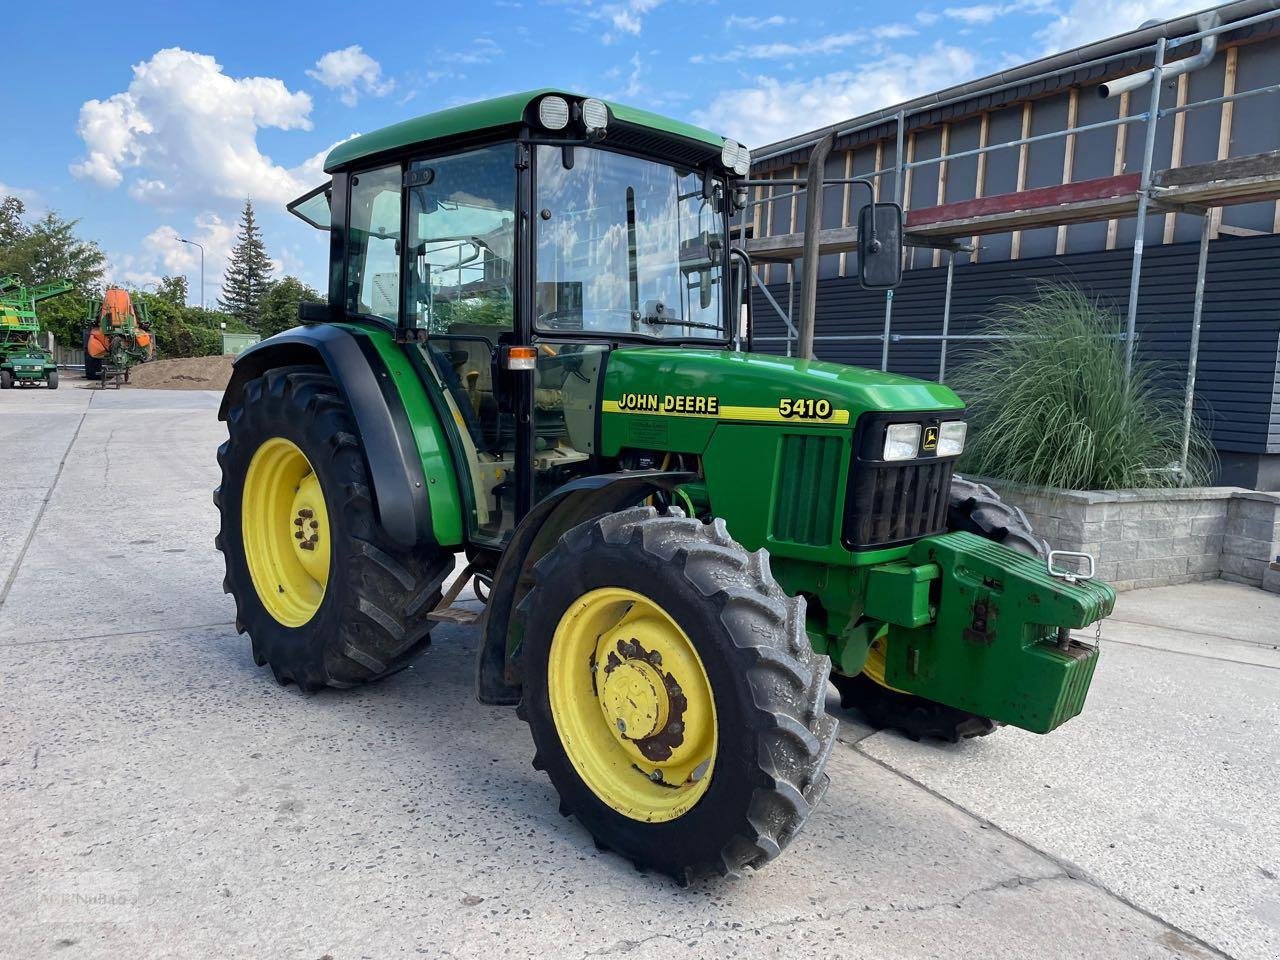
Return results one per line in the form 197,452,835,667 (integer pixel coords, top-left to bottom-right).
883,423,921,461
937,421,967,457
581,98,609,133
538,95,570,130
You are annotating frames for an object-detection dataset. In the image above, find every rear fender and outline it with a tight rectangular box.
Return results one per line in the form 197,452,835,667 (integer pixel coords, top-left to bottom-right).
475,471,696,705
220,324,454,548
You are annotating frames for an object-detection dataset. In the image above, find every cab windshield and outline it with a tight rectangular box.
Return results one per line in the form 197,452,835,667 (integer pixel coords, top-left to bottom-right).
535,146,726,340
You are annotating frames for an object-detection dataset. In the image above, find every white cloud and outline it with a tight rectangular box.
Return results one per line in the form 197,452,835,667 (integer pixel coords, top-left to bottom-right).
694,43,980,146
0,181,42,211
916,11,941,25
726,15,793,30
109,212,239,299
70,48,316,208
443,37,504,65
942,0,1055,26
874,23,918,39
1037,0,1206,53
696,31,864,64
593,0,666,44
307,45,394,106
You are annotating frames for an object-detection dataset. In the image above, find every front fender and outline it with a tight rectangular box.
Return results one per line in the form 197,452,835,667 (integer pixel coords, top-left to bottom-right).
220,324,451,548
475,471,696,705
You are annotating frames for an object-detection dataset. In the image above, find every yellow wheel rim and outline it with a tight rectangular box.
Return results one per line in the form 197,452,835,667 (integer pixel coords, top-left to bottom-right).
241,437,330,627
549,588,717,823
862,634,907,693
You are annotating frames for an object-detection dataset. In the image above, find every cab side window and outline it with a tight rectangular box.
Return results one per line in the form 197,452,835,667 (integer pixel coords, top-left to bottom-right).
346,165,402,322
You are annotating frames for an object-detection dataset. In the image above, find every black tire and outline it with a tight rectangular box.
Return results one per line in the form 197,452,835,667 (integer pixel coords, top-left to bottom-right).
0,370,11,390
946,475,1049,558
518,506,836,882
831,475,1047,743
215,365,452,691
47,369,59,390
83,328,101,381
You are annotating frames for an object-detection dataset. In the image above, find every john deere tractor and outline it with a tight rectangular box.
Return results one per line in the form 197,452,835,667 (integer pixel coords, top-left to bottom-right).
0,277,72,390
215,91,1113,882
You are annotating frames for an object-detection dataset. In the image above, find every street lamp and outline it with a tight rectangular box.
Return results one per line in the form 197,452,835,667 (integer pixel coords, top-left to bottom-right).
175,236,205,310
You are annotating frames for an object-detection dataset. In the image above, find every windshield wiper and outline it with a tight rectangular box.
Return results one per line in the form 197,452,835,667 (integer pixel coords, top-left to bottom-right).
641,315,724,333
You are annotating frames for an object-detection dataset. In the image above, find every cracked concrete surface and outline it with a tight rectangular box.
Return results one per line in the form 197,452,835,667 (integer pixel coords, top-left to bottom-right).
1,386,1273,960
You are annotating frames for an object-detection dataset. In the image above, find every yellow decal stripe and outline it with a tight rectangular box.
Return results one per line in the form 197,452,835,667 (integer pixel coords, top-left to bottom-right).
602,400,850,425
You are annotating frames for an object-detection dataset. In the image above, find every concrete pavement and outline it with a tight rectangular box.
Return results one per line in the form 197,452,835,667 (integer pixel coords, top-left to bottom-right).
1,385,1276,960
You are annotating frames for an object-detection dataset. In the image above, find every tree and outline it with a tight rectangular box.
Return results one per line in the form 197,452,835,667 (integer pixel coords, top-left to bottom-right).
0,194,107,346
218,198,273,329
259,276,322,339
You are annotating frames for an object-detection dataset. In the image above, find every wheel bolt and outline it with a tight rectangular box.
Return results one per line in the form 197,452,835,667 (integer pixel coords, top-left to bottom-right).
299,509,314,519
294,518,304,527
294,532,304,540
649,770,663,782
667,722,683,735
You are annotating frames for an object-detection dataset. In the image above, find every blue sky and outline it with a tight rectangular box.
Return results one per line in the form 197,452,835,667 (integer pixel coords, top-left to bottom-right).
2,0,1204,303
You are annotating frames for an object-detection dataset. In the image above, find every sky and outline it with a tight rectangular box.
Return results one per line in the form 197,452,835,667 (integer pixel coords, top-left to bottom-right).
1,0,1212,304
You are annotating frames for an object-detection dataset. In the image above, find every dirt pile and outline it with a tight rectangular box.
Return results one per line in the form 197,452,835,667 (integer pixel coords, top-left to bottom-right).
124,355,236,391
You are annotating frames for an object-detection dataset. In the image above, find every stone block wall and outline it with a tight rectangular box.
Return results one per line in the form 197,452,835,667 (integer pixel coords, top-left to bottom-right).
983,482,1280,592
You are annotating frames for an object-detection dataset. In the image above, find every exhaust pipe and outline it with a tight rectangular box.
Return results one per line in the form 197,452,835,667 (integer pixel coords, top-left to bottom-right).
1099,11,1220,98
797,131,835,360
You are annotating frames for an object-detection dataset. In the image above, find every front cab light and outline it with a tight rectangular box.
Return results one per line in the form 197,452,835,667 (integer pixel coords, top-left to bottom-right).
938,420,967,457
883,423,921,461
538,95,570,130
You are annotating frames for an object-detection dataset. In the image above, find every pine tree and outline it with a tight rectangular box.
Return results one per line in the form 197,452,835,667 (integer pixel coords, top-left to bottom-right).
218,199,272,328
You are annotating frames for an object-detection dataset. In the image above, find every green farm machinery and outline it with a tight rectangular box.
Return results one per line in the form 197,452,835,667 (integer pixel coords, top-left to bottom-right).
214,91,1114,881
0,276,72,390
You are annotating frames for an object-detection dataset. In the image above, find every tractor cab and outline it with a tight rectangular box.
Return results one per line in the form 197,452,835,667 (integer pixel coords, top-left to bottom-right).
286,91,900,548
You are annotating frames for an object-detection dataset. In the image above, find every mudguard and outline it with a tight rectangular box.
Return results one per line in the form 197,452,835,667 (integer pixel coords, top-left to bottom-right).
219,323,435,548
475,470,697,705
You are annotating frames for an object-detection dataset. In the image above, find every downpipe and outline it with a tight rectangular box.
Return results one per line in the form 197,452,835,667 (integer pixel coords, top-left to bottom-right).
1099,11,1220,99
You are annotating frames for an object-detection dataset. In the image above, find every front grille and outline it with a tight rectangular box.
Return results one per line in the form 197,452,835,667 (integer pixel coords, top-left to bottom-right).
771,434,842,546
843,410,961,550
844,459,954,548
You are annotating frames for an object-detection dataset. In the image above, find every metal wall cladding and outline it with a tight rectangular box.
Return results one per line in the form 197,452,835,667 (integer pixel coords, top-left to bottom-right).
751,233,1280,455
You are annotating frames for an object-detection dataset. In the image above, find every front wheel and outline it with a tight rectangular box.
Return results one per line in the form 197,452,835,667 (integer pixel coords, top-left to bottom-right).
832,475,1048,742
47,369,59,390
519,507,835,881
0,370,11,390
215,365,451,690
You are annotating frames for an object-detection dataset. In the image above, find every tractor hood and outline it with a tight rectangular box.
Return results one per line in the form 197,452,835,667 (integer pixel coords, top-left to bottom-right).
601,348,962,437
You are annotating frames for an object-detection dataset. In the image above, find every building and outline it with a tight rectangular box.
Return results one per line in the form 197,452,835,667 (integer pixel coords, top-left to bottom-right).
745,0,1280,489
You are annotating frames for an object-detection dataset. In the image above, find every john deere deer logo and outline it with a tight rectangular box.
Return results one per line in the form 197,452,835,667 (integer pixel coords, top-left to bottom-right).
922,426,939,452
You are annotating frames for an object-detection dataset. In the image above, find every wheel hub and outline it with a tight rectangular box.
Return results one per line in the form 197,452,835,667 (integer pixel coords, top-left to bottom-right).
599,657,670,742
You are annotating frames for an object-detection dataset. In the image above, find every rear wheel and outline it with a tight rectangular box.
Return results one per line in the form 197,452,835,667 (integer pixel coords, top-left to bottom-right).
215,365,451,690
519,507,836,881
831,476,1048,742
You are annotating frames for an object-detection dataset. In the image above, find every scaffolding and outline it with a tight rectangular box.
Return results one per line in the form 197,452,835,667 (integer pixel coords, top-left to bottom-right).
741,6,1280,480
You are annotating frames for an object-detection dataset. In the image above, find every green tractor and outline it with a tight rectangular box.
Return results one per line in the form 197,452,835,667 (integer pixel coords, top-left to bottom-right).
0,277,72,390
215,91,1113,882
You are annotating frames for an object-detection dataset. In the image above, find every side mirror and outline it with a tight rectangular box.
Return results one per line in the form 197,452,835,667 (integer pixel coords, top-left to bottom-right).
857,202,904,290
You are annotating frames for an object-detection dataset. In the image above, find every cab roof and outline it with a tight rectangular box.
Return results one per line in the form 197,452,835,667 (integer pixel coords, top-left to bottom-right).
323,89,731,173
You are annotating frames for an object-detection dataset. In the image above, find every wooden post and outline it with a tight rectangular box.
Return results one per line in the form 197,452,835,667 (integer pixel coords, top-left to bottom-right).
1056,89,1079,256
1212,46,1238,239
787,162,799,288
902,132,916,269
1011,101,1033,260
839,149,853,277
933,124,950,268
971,112,989,262
764,172,776,285
1163,73,1189,244
1106,91,1130,251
